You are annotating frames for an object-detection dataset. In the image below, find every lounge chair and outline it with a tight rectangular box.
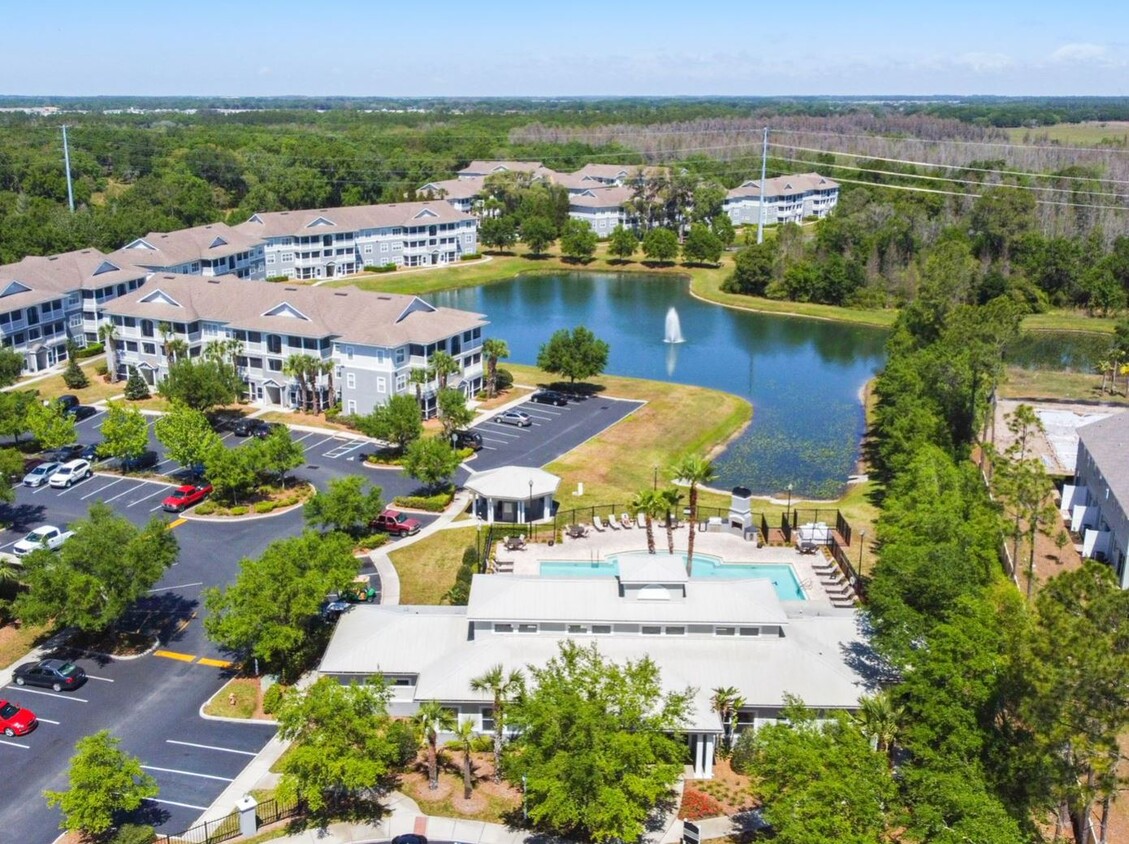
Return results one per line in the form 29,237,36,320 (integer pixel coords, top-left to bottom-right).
637,512,647,529
608,513,621,530
593,515,607,532
621,513,634,529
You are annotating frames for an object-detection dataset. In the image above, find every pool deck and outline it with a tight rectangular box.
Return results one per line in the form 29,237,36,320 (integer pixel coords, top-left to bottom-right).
492,524,854,606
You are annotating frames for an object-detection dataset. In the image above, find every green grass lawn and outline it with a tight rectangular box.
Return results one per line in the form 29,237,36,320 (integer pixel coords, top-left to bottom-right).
1000,366,1129,404
389,526,479,605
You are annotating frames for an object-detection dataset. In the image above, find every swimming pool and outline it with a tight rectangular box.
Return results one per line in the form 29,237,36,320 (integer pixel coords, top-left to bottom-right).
539,551,807,601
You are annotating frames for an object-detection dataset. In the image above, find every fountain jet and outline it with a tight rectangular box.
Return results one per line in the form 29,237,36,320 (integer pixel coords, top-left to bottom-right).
663,307,684,344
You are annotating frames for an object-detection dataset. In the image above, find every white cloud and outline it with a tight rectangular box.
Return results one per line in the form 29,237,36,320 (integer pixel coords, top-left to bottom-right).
1050,42,1109,64
953,52,1014,73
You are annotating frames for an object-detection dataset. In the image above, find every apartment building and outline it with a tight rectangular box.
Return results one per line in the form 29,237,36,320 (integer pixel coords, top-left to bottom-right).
456,160,550,180
111,222,266,280
417,177,484,214
0,249,148,372
102,274,487,417
724,173,840,227
567,186,637,237
235,201,477,280
1068,412,1129,585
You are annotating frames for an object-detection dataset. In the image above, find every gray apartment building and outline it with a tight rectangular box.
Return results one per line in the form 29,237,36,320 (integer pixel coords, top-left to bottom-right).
0,248,148,372
235,201,478,280
103,274,487,417
1072,412,1129,586
111,222,266,280
723,173,840,227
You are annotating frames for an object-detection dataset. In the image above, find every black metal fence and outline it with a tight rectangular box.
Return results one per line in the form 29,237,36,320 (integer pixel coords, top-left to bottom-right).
154,795,302,844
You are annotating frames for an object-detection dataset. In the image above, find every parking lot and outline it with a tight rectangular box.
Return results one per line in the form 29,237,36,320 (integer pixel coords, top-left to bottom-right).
463,392,643,473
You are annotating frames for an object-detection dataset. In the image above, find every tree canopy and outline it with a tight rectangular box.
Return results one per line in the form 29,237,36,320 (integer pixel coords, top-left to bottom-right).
536,325,609,384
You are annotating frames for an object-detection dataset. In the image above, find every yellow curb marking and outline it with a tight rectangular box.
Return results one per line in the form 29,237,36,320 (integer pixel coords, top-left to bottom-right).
166,518,187,530
196,658,232,668
154,649,196,663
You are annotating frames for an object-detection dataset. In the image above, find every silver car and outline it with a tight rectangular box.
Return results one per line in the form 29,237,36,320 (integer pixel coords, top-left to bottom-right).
494,410,533,427
22,461,61,487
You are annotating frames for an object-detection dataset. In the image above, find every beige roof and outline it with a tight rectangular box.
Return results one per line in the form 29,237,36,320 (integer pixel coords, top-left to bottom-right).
726,172,839,200
110,222,262,268
457,160,547,177
549,171,599,191
418,177,484,201
103,274,486,348
568,186,636,210
234,201,472,240
574,163,668,181
0,248,146,311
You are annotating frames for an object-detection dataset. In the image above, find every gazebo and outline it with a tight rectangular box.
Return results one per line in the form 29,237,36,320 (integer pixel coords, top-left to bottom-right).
465,466,560,524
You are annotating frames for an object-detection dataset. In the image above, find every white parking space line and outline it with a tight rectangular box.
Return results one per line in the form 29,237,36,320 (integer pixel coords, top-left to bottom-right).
145,797,208,811
36,717,60,725
323,441,364,459
54,479,95,496
303,435,336,451
166,739,258,757
81,478,124,500
126,488,167,507
0,540,18,551
292,432,316,443
141,765,233,783
6,688,88,703
0,739,29,750
103,484,143,504
484,427,521,438
147,581,203,593
83,675,114,683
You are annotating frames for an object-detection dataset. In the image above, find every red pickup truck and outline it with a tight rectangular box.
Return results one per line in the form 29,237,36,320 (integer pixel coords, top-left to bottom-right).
370,509,422,537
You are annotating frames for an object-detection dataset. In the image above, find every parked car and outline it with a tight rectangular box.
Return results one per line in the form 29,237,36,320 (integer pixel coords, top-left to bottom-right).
494,410,533,427
55,395,80,415
13,525,74,556
0,699,37,737
120,450,159,472
162,483,214,512
234,418,278,438
452,429,483,451
22,461,60,488
392,836,428,844
370,509,422,537
50,444,87,463
531,390,569,406
13,658,86,692
48,459,92,488
80,442,102,462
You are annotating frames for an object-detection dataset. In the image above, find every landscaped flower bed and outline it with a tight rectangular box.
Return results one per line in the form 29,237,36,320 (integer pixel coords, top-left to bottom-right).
193,482,313,517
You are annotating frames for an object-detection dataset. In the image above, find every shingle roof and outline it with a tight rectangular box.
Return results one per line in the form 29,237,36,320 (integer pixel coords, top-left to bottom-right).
568,186,636,210
418,177,484,201
102,274,486,348
726,172,839,200
234,201,472,239
0,249,146,311
456,160,547,177
574,163,668,181
110,222,262,269
1079,411,1129,511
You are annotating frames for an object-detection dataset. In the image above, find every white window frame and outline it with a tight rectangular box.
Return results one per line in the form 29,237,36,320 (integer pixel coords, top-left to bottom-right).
346,372,356,389
347,399,357,414
376,376,387,393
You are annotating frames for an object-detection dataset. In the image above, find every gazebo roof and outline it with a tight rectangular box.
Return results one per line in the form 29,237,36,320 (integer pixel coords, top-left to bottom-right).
464,466,560,499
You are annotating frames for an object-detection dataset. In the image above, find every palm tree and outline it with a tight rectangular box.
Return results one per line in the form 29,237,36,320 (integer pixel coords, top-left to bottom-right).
669,455,716,572
413,700,457,790
453,719,476,800
469,664,523,783
98,322,119,382
408,367,430,416
630,488,666,554
482,338,509,398
711,686,745,754
855,691,902,763
319,358,336,413
283,354,315,412
658,486,683,555
430,350,460,391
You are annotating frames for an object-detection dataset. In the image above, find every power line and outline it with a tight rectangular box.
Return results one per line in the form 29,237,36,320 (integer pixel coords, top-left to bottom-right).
767,125,1129,157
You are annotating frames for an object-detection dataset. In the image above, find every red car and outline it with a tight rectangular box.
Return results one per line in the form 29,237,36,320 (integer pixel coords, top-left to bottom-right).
0,699,37,737
162,483,214,512
370,509,422,537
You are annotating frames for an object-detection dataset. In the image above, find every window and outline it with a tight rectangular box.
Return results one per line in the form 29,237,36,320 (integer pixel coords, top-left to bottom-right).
266,254,275,264
380,242,388,253
518,623,537,634
665,626,686,635
481,707,495,732
739,627,760,637
376,377,386,393
567,624,588,634
266,335,281,354
592,624,611,635
281,253,294,263
268,358,283,372
715,626,736,636
142,343,156,355
345,345,354,360
248,357,263,369
641,625,662,635
395,374,408,391
493,623,514,634
69,315,83,327
346,372,356,389
347,399,357,414
395,348,405,364
364,245,373,254
125,341,138,352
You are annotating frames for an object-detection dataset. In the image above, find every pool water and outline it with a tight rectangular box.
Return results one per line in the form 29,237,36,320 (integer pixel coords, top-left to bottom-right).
539,552,806,601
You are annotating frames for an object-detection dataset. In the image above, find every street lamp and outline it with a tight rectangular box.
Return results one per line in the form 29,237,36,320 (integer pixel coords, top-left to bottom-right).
786,482,793,525
522,774,528,822
528,479,534,526
653,465,659,491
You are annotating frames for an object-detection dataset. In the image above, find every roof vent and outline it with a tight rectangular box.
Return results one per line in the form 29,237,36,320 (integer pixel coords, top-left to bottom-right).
334,292,348,297
377,296,392,300
284,287,298,291
207,279,221,284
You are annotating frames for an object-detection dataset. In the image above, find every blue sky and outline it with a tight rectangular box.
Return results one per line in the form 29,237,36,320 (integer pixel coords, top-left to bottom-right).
2,0,1126,97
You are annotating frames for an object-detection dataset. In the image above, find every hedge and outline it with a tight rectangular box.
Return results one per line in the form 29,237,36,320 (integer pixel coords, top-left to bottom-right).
392,490,453,512
266,275,290,283
76,342,104,359
363,263,397,273
460,252,481,261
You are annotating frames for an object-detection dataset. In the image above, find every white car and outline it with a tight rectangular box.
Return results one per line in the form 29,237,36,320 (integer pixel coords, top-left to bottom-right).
48,459,92,488
13,525,74,556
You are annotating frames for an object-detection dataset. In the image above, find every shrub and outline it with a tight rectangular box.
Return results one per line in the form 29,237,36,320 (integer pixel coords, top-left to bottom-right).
678,787,724,821
94,361,109,378
109,824,156,844
63,342,90,389
124,366,150,400
76,342,104,359
393,491,452,512
324,403,342,420
253,500,276,514
261,682,286,715
729,728,756,774
364,263,397,274
387,719,419,767
229,505,249,516
494,367,514,390
460,252,481,261
266,275,290,283
357,533,389,549
194,501,217,515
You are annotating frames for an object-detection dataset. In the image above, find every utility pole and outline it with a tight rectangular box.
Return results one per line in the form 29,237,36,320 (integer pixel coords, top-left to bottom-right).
758,126,767,243
62,125,75,213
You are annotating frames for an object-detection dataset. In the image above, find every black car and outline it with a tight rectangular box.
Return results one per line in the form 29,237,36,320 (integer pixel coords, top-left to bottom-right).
531,390,569,406
50,444,86,463
13,658,87,692
234,418,277,438
81,442,102,461
452,429,483,451
120,450,159,472
391,836,427,844
55,395,80,415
